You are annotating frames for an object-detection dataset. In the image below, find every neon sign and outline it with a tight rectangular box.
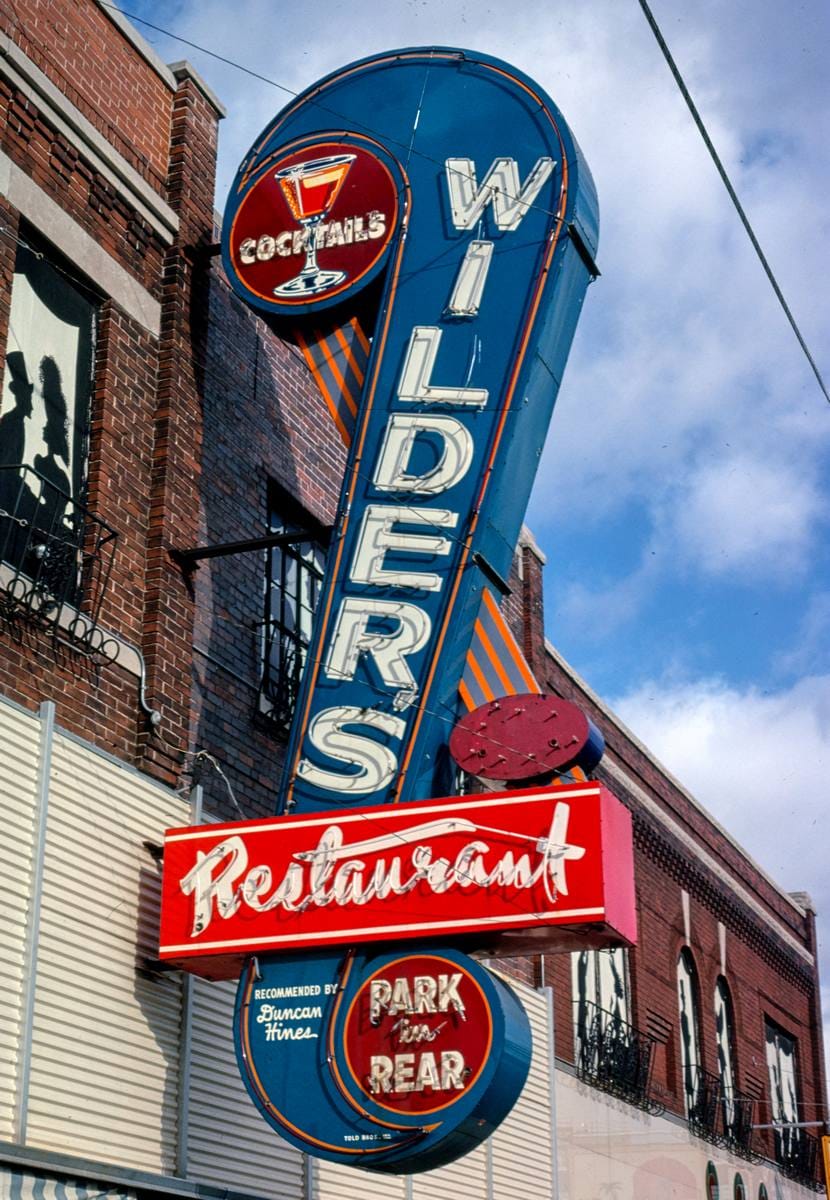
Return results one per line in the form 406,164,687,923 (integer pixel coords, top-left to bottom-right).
206,44,614,1172
234,947,531,1173
222,47,599,816
158,783,636,980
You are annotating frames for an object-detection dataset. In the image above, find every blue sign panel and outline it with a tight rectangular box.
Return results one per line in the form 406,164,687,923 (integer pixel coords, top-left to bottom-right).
222,47,598,816
234,946,531,1174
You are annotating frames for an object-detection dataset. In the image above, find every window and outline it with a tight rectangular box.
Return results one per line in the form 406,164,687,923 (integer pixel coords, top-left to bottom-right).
715,977,738,1128
1,230,96,538
705,1161,719,1200
765,1019,800,1166
677,948,702,1113
572,947,657,1106
573,947,629,1059
0,230,112,638
259,484,327,735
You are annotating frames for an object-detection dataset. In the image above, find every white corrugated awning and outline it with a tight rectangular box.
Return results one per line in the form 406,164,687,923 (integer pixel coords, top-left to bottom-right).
0,1171,136,1200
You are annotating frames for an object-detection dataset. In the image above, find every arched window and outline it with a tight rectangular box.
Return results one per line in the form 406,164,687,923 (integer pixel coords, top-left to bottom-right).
677,948,702,1113
715,977,738,1130
734,1173,746,1200
705,1160,719,1200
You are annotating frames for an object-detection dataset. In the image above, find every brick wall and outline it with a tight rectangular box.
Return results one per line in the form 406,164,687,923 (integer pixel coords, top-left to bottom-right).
1,80,168,297
517,547,825,1137
188,268,346,818
2,0,173,188
138,70,220,786
0,2,220,786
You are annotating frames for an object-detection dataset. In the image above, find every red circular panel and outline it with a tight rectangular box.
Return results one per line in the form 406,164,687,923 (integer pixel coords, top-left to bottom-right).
229,140,398,307
449,692,591,781
343,954,492,1115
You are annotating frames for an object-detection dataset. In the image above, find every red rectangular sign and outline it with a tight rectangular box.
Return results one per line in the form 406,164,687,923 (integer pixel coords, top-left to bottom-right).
158,782,637,980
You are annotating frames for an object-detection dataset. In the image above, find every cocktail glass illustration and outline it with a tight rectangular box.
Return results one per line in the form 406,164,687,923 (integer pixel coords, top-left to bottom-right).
273,153,356,297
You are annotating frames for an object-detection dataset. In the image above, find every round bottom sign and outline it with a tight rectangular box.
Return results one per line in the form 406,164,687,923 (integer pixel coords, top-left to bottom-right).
234,945,531,1173
343,952,494,1117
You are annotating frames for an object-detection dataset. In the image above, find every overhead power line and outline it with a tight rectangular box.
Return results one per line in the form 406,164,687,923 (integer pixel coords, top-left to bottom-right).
100,5,561,221
637,0,830,406
104,2,827,407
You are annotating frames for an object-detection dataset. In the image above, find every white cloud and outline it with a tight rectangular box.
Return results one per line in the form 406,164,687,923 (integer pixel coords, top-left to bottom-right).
555,553,660,639
775,592,830,678
611,673,830,1073
669,452,825,578
611,673,830,942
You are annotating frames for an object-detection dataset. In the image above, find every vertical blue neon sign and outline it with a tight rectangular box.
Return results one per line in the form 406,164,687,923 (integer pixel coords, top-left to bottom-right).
222,48,598,818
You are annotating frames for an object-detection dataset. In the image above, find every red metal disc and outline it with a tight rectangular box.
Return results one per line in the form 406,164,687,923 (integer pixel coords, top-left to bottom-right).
449,692,598,782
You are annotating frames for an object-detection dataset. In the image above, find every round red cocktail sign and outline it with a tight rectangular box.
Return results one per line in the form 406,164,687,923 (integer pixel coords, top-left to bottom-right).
343,953,493,1115
228,140,399,308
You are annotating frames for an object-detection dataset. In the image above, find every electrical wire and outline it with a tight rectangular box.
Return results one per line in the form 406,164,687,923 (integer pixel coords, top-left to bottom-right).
99,2,828,408
98,3,567,227
637,0,830,406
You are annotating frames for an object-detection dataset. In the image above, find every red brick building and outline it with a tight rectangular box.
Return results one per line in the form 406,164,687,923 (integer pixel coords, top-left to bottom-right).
0,3,825,1198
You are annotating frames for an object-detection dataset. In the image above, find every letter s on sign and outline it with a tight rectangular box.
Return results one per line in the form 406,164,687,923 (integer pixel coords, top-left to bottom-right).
297,706,405,795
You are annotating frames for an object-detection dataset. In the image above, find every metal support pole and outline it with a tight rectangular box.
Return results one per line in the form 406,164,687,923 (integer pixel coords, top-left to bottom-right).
543,984,559,1200
752,1120,828,1131
15,699,55,1142
171,529,317,569
176,785,202,1177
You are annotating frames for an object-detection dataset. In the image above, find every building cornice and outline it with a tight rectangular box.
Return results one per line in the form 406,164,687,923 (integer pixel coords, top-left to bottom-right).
169,61,227,118
544,639,809,923
0,151,162,336
0,33,179,243
93,0,178,90
601,754,812,970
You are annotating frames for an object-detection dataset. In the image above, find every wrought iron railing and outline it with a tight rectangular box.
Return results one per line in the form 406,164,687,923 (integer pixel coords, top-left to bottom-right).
0,465,118,659
723,1090,756,1157
775,1128,822,1190
687,1066,723,1141
683,1067,758,1157
574,1002,660,1112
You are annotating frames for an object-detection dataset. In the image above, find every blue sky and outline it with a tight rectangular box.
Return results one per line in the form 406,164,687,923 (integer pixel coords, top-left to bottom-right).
122,0,830,1066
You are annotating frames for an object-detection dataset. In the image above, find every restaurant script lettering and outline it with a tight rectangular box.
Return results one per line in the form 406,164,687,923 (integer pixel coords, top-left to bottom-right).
159,784,634,976
180,804,584,936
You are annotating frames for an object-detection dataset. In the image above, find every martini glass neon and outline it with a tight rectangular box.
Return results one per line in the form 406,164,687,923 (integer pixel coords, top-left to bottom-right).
273,154,356,297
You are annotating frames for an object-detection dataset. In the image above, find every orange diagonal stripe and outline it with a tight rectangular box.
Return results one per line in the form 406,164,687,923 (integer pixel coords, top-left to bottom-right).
466,648,496,703
350,315,370,355
481,589,539,692
312,331,358,418
458,678,478,713
313,327,354,417
296,330,352,447
474,618,515,696
334,322,365,387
